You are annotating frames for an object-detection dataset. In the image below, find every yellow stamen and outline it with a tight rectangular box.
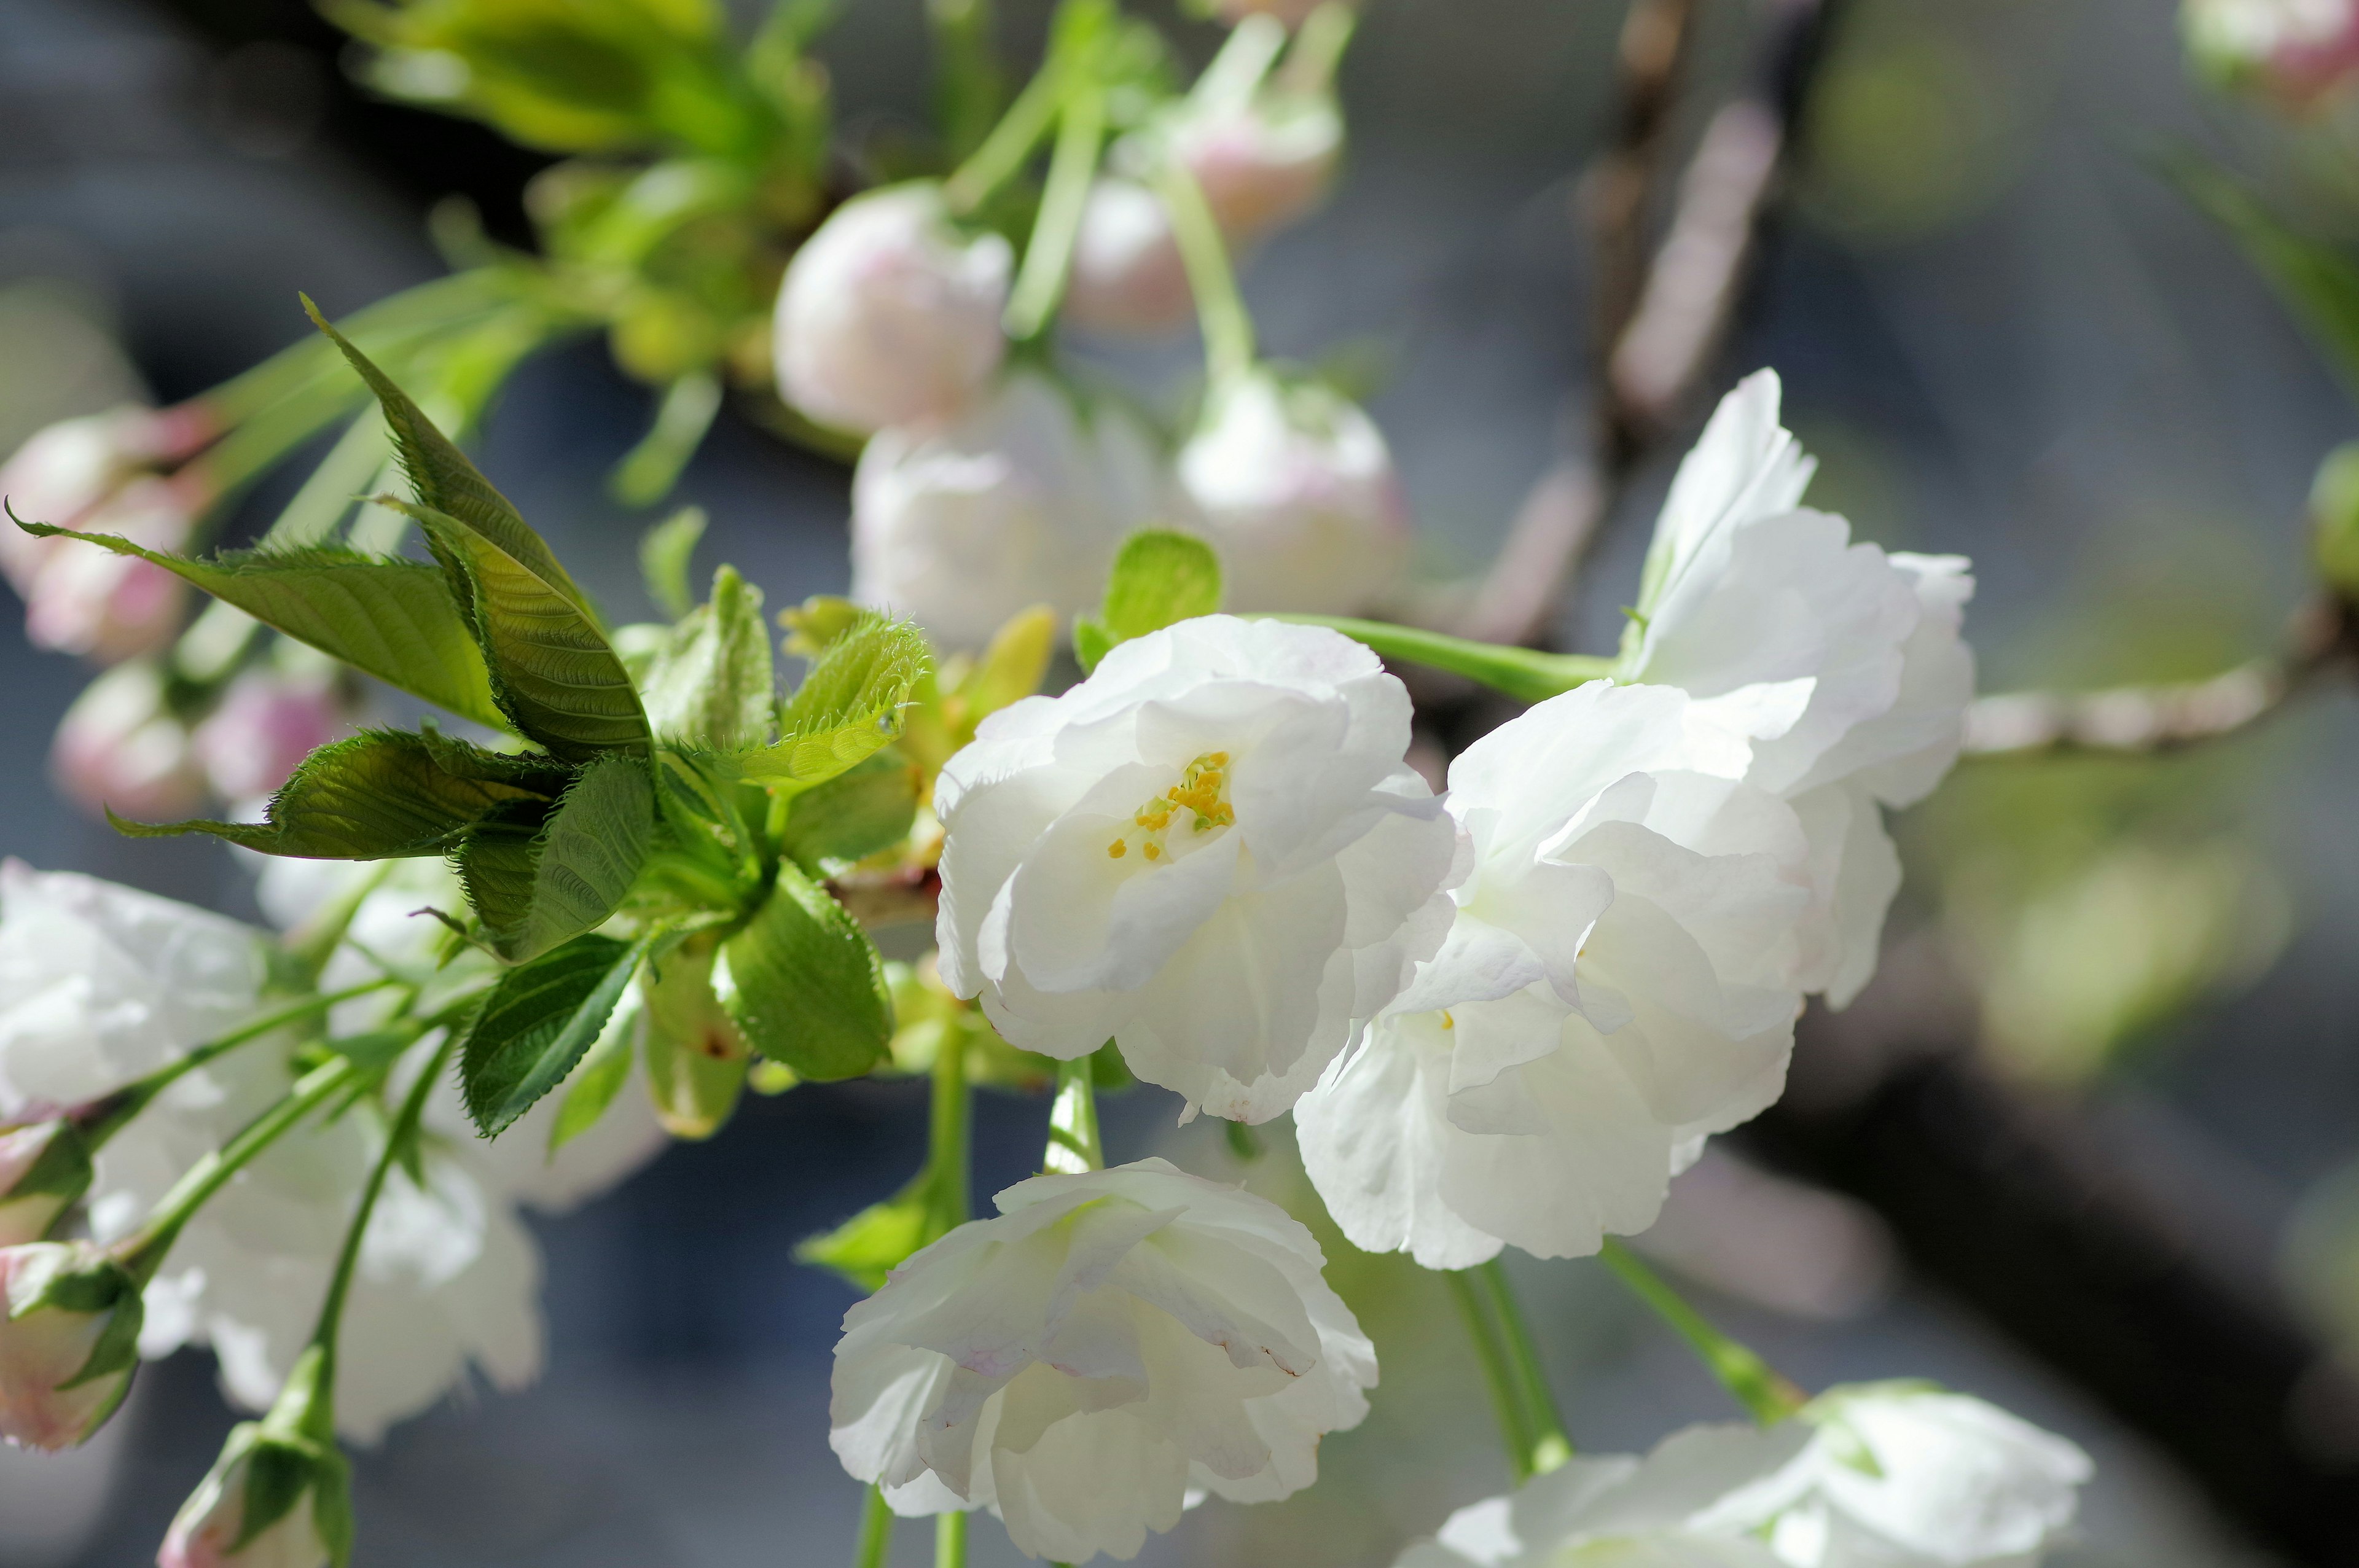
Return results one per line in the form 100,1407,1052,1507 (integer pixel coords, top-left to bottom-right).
1144,843,1162,861
1108,840,1126,859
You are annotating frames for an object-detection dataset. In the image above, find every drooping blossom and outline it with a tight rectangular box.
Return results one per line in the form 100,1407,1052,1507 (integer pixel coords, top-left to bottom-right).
1297,681,1810,1267
158,1423,349,1568
1175,371,1408,616
50,661,208,822
936,615,1459,1122
0,1241,141,1450
2185,0,2359,109
192,666,347,806
773,183,1013,435
851,371,1164,651
1397,1386,2091,1568
1616,371,1974,1007
830,1158,1376,1563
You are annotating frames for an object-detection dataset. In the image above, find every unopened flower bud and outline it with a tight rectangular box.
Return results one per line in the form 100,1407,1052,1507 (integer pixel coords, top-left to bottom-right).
0,406,211,583
1063,179,1197,335
2312,440,2359,597
1176,371,1408,615
0,1121,92,1248
0,1240,142,1450
851,371,1162,650
194,668,345,805
159,1422,352,1568
642,933,751,1141
2185,0,2359,110
773,184,1014,435
52,661,206,822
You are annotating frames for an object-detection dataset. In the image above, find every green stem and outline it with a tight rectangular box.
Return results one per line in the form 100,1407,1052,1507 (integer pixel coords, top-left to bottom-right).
1155,157,1256,391
113,1055,358,1285
1277,2,1358,97
1190,13,1287,113
930,1014,974,1232
929,0,1006,160
942,45,1073,215
1447,1268,1537,1484
298,1033,458,1442
936,1511,967,1568
1261,614,1616,704
1599,1241,1807,1426
1476,1259,1571,1475
1044,1052,1103,1173
74,979,402,1152
1002,85,1107,341
854,1484,896,1568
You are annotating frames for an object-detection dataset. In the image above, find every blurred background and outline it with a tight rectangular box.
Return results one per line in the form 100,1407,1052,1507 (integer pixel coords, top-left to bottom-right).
3,0,2358,1562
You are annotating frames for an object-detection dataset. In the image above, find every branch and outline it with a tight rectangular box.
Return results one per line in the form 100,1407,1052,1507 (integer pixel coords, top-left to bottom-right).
1963,598,2350,758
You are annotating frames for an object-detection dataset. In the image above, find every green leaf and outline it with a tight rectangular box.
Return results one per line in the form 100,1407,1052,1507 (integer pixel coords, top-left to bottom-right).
108,729,560,858
780,749,920,869
712,859,892,1081
1267,614,1616,705
639,505,707,620
641,930,750,1139
1074,528,1222,673
611,372,721,506
960,604,1057,724
796,1177,939,1293
2170,156,2359,397
456,754,655,962
458,931,651,1137
636,564,776,749
778,593,868,656
549,981,643,1153
726,613,929,789
2,529,506,731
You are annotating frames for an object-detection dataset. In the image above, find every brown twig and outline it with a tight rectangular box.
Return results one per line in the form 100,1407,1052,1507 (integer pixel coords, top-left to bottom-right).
1962,598,2352,758
1462,0,1836,650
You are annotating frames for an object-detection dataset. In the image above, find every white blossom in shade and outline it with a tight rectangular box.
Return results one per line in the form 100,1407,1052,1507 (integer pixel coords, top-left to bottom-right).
773,183,1013,435
50,661,207,823
829,1158,1376,1564
1297,681,1812,1268
851,371,1165,652
192,667,345,806
2185,0,2359,107
935,615,1458,1122
0,860,268,1114
1176,373,1408,617
1617,371,1974,1007
1396,1389,2091,1568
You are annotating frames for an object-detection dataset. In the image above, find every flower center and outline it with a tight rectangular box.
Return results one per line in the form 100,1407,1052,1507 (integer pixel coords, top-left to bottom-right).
1106,752,1234,863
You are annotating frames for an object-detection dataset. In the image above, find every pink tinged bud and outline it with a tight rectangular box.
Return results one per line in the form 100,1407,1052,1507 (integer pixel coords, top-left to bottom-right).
160,1429,348,1568
2188,0,2359,108
0,1121,92,1248
773,184,1014,435
52,662,207,823
1063,179,1197,335
0,1241,141,1451
1176,373,1409,616
18,474,203,662
1,408,214,592
1173,103,1342,238
193,672,343,804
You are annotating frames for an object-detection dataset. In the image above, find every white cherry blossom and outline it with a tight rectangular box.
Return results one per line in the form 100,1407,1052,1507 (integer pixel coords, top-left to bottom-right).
936,615,1458,1121
1297,681,1811,1267
830,1158,1375,1563
773,183,1012,435
851,370,1165,651
1618,371,1974,1005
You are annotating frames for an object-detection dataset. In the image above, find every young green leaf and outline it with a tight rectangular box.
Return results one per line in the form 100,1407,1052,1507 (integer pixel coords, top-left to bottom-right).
960,604,1057,725
1074,528,1222,673
399,499,654,761
548,983,643,1153
638,505,708,620
641,931,752,1140
456,753,655,962
779,749,920,870
2,529,506,731
711,859,893,1081
108,729,560,858
726,612,929,789
458,932,651,1138
636,564,776,749
796,1177,941,1293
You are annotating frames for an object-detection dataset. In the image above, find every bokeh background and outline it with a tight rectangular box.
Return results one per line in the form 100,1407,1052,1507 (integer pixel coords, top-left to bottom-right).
2,0,2357,1562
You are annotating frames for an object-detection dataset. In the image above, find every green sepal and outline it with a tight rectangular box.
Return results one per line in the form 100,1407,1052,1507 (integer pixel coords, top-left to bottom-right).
13,1246,143,1402
717,612,929,790
641,930,751,1140
1,1120,93,1210
455,753,655,962
0,527,506,731
549,981,643,1153
1267,614,1616,704
636,564,777,749
1074,529,1222,673
780,749,920,870
458,931,654,1138
796,1174,942,1293
712,860,893,1081
108,729,563,860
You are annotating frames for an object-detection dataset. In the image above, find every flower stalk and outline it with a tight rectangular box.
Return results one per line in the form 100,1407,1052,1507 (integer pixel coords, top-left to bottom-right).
1156,155,1258,390
1475,1259,1571,1475
1599,1240,1805,1426
1446,1268,1538,1483
1044,1052,1103,1174
1003,84,1109,341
